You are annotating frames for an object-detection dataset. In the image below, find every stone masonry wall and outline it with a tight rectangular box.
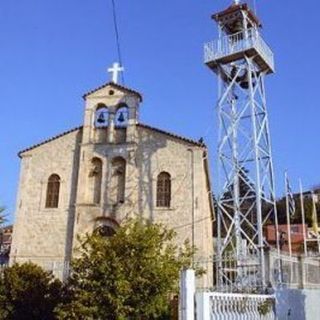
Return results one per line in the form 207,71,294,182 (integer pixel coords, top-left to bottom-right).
136,126,214,288
10,129,82,274
10,85,214,288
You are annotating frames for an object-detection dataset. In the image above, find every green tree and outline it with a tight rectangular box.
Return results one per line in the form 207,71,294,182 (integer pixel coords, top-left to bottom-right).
0,207,8,265
0,263,62,320
0,207,6,226
56,219,195,320
276,195,316,226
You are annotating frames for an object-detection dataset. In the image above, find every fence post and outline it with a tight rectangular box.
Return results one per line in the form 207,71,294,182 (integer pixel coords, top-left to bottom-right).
298,255,305,289
195,292,210,320
179,269,195,320
265,248,271,285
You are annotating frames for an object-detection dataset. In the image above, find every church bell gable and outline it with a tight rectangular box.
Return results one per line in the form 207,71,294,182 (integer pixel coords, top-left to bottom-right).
82,82,142,145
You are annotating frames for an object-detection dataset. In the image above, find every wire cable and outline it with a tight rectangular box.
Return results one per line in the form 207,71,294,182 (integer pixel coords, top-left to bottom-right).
111,0,125,84
253,0,257,14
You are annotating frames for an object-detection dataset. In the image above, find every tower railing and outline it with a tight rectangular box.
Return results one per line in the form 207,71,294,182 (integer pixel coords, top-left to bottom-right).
204,28,274,72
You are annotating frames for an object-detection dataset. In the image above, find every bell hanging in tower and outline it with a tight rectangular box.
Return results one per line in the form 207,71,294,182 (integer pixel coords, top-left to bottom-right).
97,112,106,124
117,111,125,123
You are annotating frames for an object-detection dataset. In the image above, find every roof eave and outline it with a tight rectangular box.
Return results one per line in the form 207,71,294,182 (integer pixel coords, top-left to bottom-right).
82,82,143,102
18,126,83,158
137,123,207,148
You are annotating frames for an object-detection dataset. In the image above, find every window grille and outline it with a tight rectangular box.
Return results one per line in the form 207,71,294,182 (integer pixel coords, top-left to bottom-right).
157,172,171,208
46,174,60,208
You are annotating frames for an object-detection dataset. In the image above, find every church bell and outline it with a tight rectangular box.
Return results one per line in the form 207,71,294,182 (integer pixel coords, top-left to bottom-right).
117,111,125,123
97,112,106,124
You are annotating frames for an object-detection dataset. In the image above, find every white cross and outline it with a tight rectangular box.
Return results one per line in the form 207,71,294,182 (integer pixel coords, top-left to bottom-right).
108,62,124,84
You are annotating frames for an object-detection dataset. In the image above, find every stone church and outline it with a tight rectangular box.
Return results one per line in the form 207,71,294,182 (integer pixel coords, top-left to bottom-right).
10,71,214,286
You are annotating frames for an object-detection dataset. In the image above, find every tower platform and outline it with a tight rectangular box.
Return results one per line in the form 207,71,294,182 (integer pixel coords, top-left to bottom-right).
204,28,275,74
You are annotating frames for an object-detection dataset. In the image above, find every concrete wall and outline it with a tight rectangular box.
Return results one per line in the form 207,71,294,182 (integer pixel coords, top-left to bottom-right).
276,288,320,320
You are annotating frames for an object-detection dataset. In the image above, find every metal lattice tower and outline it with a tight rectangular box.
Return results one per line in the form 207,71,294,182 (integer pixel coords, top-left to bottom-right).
204,2,279,292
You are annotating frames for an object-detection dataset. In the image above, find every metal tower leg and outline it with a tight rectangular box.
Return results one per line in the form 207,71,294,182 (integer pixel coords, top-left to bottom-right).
216,57,279,292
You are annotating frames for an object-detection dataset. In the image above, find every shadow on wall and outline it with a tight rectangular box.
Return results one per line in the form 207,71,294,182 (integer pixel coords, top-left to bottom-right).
276,288,306,320
136,128,167,222
64,129,83,275
85,127,167,223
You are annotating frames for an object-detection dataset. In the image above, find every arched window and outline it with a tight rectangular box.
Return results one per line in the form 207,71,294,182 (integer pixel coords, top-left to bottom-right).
115,105,129,127
45,174,60,208
95,225,116,237
110,157,126,204
89,158,103,204
94,218,118,238
156,172,171,208
95,104,109,128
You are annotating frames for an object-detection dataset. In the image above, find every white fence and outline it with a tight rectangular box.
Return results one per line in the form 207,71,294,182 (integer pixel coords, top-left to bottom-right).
2,259,70,281
179,269,276,320
196,292,275,320
268,250,320,289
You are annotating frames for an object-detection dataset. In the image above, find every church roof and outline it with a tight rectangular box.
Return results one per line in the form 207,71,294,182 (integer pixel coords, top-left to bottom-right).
18,126,83,157
18,123,205,157
82,82,143,102
137,124,206,147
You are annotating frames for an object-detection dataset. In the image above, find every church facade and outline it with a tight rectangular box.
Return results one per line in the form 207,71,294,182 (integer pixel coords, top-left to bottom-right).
10,80,214,286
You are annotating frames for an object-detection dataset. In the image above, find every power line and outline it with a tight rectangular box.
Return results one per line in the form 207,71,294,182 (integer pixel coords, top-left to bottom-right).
171,215,213,231
110,0,125,84
253,0,257,14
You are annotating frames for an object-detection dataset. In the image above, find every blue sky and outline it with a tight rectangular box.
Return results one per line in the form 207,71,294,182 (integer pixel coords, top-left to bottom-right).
0,0,319,221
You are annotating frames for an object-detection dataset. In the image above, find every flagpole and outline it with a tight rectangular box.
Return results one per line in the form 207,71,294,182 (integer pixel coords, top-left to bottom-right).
285,172,292,257
299,180,308,256
311,191,320,254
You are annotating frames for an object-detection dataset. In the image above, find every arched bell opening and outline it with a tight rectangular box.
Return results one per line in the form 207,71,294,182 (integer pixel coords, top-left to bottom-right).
94,104,109,128
115,104,129,127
